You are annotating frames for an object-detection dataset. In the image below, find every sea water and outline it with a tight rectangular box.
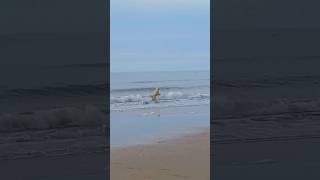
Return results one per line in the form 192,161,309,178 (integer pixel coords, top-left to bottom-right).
110,71,210,111
110,71,210,147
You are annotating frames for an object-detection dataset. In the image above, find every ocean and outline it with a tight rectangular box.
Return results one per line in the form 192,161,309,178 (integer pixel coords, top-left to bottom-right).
110,71,210,146
110,71,210,111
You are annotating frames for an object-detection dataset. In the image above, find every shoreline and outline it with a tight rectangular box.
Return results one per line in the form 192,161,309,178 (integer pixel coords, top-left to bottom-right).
111,129,210,180
111,104,210,147
111,127,209,149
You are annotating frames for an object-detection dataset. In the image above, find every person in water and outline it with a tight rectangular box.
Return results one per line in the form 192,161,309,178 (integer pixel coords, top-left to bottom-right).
150,87,160,102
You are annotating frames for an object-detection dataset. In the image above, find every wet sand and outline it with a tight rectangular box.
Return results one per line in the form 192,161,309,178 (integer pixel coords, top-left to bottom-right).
111,129,209,180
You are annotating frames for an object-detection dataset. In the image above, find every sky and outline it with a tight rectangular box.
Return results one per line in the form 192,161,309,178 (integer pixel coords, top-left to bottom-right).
110,0,210,72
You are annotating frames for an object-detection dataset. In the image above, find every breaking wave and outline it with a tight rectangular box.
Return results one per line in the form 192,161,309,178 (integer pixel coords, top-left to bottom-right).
111,91,209,104
110,91,209,111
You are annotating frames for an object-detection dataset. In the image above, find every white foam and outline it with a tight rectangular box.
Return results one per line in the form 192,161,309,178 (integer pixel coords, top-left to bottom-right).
111,94,144,103
110,91,210,111
111,91,209,103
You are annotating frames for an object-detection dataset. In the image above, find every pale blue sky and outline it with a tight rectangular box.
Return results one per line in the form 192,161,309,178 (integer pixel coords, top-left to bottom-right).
111,0,210,72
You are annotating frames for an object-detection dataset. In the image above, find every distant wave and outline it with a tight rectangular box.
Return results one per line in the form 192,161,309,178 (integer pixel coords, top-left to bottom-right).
111,85,209,93
130,79,209,84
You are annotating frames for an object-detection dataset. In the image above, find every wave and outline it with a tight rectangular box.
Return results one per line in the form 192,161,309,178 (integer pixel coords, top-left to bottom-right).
111,85,209,93
110,91,209,111
0,105,106,133
111,94,144,104
130,79,209,84
111,91,209,104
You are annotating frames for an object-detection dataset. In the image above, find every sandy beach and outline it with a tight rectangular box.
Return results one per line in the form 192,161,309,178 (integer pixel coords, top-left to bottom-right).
111,129,209,180
110,71,210,179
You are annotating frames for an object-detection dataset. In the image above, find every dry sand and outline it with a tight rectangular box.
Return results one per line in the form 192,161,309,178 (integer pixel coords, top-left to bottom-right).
111,129,210,180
